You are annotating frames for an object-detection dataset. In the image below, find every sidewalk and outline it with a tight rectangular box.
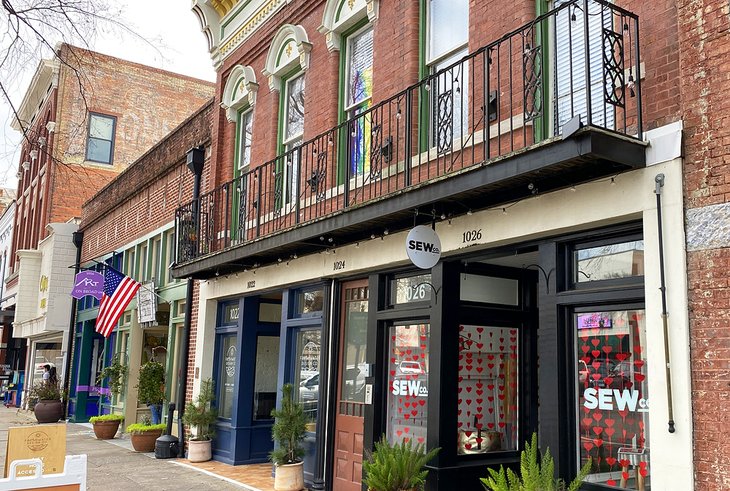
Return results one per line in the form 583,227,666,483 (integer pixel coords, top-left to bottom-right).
0,406,275,490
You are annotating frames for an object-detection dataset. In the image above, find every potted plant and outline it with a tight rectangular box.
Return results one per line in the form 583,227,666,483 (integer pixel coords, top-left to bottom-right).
481,433,591,491
89,414,124,439
126,419,167,452
28,381,63,423
136,360,165,424
96,354,127,401
362,437,440,491
270,383,307,491
182,378,217,462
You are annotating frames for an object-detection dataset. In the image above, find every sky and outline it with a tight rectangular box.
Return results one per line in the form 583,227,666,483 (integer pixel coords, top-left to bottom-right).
0,0,217,188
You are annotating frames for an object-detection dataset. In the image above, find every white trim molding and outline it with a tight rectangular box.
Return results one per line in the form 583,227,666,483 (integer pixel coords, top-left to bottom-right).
262,24,313,91
221,65,259,122
318,0,379,52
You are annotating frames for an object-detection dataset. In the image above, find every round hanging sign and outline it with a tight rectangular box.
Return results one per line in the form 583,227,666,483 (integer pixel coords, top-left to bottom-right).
406,225,442,269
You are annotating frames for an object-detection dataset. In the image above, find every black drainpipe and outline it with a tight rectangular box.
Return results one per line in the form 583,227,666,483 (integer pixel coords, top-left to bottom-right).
177,146,205,457
63,230,84,419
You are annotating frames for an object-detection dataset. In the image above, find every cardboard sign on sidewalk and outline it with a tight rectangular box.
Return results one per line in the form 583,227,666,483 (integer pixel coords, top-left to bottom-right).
4,424,66,478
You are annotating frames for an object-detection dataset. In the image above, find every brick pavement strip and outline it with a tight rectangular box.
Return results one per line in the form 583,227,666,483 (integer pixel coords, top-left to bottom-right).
0,407,242,490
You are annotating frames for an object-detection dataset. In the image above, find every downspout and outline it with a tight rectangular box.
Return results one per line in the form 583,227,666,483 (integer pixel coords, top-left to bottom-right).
177,146,205,456
63,230,83,418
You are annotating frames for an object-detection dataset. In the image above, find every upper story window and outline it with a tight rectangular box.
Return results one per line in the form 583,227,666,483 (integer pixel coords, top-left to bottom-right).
222,65,259,176
284,74,306,149
345,26,374,176
426,0,469,152
86,113,116,164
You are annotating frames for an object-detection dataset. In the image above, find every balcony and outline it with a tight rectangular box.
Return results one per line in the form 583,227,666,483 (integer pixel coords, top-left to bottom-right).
173,0,645,279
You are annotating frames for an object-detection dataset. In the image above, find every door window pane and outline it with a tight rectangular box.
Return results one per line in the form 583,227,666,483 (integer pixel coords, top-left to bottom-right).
294,330,322,429
386,323,429,445
391,274,432,305
218,334,237,420
340,287,368,408
576,310,649,489
457,325,519,454
252,336,279,420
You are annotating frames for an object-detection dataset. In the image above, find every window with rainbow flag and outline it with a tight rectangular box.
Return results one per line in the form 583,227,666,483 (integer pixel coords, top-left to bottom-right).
345,26,374,177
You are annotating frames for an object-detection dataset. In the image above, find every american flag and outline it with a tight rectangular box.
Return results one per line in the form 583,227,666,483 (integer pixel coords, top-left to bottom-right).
95,268,140,338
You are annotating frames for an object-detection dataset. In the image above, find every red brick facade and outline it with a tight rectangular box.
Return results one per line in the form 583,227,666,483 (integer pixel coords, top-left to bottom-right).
10,44,214,277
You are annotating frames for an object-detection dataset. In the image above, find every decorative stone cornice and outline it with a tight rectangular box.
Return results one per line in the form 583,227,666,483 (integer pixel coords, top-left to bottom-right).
262,24,312,91
318,0,378,52
221,65,259,122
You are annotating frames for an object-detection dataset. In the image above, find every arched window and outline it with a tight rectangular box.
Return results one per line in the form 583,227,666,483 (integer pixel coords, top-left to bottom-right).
222,65,258,174
262,24,312,92
318,0,379,52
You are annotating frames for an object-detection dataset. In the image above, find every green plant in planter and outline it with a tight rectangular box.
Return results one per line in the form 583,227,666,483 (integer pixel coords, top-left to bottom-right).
362,436,440,491
126,422,167,434
182,379,218,441
270,383,307,466
136,360,165,405
96,354,128,398
89,414,124,424
28,381,62,401
481,433,592,491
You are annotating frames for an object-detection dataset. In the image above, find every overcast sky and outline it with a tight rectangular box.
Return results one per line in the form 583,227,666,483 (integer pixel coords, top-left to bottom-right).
0,0,216,188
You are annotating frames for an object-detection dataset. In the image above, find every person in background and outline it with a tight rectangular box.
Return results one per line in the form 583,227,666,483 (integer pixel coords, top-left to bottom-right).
48,366,58,386
42,364,51,383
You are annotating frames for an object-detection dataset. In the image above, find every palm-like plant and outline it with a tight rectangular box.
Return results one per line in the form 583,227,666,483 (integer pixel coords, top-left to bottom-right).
362,436,440,491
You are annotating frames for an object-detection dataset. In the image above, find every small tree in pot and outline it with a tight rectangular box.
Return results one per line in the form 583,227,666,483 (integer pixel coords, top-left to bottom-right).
271,383,307,491
96,354,127,402
182,379,217,462
136,360,165,424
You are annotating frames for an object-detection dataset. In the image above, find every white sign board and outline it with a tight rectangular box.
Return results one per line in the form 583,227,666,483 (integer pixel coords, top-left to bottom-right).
406,225,442,269
136,282,157,324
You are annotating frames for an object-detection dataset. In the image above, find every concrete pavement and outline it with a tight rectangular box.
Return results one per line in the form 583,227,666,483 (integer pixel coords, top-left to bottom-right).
0,406,243,490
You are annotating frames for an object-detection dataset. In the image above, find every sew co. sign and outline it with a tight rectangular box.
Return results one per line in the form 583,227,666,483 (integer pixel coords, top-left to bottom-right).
406,225,441,269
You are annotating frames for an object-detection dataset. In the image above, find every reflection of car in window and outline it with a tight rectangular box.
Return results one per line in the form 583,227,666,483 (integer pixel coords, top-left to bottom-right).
398,360,423,375
300,373,319,401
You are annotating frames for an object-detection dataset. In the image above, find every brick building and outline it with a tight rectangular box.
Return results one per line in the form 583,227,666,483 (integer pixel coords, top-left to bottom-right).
68,100,212,427
5,43,214,406
176,0,726,489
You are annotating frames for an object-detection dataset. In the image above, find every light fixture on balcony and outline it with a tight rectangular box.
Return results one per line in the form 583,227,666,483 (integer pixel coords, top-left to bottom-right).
46,121,56,133
30,149,38,162
37,136,47,148
21,161,30,171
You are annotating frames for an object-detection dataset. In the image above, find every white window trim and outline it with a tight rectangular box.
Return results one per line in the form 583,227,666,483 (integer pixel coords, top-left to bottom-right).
222,65,258,123
263,24,312,92
318,0,379,52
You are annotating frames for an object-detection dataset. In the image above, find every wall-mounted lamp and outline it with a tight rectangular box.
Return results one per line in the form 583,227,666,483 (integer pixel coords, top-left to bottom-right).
29,149,38,162
21,161,30,171
46,121,56,133
37,136,46,148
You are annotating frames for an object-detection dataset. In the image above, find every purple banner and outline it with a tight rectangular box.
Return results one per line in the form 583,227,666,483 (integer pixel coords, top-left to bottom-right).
71,271,104,300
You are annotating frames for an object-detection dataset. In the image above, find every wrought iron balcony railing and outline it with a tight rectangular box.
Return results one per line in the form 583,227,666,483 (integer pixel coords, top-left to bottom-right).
175,0,641,266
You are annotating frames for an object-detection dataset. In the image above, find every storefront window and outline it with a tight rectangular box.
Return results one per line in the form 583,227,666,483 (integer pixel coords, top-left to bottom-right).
292,288,324,318
574,241,644,283
457,325,519,455
576,309,649,489
252,336,279,420
33,342,63,385
293,329,322,428
218,334,237,420
390,274,431,305
386,323,430,445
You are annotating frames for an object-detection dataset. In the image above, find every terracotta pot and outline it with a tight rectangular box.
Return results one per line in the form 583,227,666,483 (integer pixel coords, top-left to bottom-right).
187,439,212,462
274,461,304,491
130,430,163,452
34,400,63,423
93,420,121,439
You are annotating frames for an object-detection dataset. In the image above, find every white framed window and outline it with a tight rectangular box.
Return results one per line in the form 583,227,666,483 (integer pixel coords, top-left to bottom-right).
426,0,469,152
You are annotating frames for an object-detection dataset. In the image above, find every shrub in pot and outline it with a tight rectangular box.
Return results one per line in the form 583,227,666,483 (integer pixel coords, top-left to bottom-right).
362,436,440,491
135,360,165,424
126,421,167,452
270,383,307,491
89,414,124,439
182,379,217,462
28,381,63,424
